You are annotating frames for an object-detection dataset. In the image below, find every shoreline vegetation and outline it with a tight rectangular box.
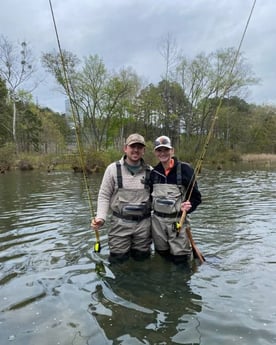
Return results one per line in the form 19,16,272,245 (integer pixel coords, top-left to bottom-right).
241,153,276,163
1,152,276,174
2,38,276,177
239,154,276,170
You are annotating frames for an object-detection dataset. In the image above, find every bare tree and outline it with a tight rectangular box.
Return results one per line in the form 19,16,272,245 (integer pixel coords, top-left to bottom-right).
0,35,37,152
175,48,259,138
158,32,182,139
158,33,180,82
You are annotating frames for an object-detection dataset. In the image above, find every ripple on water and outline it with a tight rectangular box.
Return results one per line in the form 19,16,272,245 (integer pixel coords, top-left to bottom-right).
0,170,275,344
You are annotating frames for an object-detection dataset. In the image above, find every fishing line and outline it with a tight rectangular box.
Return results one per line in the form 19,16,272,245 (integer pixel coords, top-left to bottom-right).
48,0,101,252
192,0,257,188
177,0,257,261
182,0,257,217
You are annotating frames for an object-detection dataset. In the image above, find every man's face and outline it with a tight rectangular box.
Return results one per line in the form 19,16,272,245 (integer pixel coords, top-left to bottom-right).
124,143,145,162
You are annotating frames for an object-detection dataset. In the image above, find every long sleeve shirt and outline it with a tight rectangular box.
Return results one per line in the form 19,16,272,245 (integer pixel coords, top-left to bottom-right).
96,156,151,220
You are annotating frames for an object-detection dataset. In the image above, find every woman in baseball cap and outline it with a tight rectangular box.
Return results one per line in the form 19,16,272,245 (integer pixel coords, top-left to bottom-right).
150,135,202,264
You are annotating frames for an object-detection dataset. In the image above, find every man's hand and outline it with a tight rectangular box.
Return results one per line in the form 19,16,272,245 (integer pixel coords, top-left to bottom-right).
91,217,104,230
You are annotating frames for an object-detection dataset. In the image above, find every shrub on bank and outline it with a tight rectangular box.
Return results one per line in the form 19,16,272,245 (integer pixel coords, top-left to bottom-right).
3,147,275,173
0,143,16,173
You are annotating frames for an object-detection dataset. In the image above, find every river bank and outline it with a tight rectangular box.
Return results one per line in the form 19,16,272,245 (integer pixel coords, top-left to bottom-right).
240,153,276,169
1,152,276,174
241,153,276,162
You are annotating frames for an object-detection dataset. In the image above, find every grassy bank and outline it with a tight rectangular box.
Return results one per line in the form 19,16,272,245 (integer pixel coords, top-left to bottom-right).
239,154,276,170
1,146,276,173
241,153,276,163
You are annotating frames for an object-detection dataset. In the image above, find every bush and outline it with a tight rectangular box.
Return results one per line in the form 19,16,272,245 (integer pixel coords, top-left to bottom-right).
0,143,16,171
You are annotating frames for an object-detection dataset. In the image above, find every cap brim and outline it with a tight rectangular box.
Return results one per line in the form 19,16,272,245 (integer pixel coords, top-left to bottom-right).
154,144,172,150
127,141,145,146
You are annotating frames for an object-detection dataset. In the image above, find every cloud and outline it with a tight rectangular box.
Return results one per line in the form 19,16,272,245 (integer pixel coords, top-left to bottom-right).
1,0,275,112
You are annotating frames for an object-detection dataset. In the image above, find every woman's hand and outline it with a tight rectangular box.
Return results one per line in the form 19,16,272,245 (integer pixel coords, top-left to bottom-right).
181,201,192,212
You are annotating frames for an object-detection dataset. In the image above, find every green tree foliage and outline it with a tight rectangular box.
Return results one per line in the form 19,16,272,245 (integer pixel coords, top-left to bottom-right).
41,49,80,93
17,107,42,152
216,97,251,149
134,80,189,149
175,48,259,138
0,77,12,145
134,83,163,139
39,44,275,159
42,52,142,150
39,115,63,154
0,73,70,155
247,105,276,153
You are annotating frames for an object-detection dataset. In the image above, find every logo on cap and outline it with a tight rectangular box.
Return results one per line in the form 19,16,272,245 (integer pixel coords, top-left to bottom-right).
154,136,172,150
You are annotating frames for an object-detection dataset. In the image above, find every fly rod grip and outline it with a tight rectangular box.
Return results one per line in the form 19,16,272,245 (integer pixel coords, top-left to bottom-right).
178,210,187,229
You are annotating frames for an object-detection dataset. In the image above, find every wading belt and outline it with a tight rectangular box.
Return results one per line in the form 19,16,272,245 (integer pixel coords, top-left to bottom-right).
112,211,151,222
153,211,181,218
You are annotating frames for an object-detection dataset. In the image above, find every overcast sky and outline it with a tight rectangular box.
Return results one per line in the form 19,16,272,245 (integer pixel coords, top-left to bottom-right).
1,0,275,113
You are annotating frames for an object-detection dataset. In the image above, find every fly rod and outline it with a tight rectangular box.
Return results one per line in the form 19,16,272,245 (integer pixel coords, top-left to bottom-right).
177,0,257,263
48,0,101,252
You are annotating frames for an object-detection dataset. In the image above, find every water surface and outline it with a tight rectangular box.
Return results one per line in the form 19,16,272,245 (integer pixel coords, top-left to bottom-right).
0,168,275,344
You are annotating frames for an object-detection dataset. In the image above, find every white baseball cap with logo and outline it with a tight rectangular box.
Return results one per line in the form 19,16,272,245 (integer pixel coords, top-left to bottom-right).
154,136,172,150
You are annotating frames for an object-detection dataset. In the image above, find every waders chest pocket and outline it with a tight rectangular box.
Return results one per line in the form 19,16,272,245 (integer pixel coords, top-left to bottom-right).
154,198,176,214
121,204,146,216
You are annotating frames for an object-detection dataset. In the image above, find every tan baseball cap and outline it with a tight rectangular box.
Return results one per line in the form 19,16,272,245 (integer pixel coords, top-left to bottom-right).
125,133,146,146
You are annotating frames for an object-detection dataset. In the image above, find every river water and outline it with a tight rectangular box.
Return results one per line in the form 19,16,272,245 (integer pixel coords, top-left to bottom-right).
0,167,275,345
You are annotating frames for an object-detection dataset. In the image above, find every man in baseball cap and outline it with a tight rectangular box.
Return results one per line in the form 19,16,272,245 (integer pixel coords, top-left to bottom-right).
91,133,152,263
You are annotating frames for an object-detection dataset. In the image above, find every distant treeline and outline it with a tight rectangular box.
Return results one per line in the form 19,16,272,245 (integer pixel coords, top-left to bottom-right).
0,36,275,172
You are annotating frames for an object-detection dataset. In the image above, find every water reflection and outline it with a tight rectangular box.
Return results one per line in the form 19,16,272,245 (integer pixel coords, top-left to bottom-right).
0,169,276,345
90,256,202,344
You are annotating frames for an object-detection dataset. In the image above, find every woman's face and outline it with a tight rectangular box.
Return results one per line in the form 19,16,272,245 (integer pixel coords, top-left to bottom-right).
154,147,174,164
